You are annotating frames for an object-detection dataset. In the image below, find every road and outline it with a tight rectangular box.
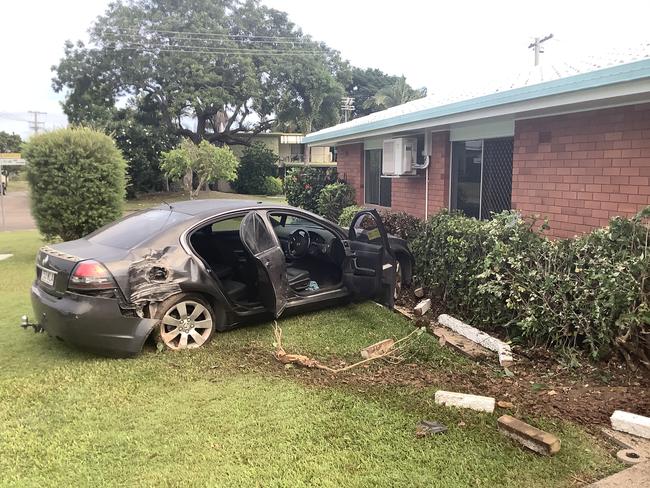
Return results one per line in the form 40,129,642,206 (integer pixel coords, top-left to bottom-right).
0,190,36,231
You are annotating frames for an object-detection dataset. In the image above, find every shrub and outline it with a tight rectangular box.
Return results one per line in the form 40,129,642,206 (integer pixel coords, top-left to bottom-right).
263,176,283,196
232,143,277,194
161,139,238,198
23,127,126,241
338,205,364,227
378,210,424,241
411,208,650,364
411,210,488,318
317,182,356,221
284,166,338,212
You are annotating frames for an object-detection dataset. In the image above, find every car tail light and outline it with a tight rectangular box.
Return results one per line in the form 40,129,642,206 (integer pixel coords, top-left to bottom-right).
68,260,116,290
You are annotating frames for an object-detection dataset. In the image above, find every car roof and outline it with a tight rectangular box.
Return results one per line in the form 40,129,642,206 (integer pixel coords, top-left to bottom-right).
152,199,291,219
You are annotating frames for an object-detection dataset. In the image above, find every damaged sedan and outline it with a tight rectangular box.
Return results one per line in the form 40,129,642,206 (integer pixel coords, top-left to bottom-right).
27,200,414,356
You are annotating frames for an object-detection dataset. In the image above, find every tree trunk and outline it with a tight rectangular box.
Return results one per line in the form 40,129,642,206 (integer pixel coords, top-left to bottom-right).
184,168,193,199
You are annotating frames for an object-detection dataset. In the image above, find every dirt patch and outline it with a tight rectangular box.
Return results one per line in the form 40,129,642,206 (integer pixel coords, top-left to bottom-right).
215,337,649,429
198,289,650,429
387,290,650,426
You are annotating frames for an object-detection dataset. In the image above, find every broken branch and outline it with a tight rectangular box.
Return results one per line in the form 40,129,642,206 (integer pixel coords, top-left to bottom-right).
272,322,424,373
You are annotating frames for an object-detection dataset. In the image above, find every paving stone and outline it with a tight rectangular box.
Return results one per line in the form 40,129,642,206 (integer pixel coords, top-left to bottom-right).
433,327,491,360
360,338,394,359
587,461,650,487
497,415,561,456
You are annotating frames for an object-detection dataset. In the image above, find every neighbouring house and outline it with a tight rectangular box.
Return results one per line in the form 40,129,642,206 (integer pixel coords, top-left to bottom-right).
231,132,333,165
219,132,333,192
303,56,650,238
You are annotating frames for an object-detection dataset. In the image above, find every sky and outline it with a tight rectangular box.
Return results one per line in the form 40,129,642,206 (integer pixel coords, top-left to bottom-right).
1,0,649,139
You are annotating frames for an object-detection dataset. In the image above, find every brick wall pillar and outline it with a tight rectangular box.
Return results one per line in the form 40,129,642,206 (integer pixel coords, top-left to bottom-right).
427,131,451,216
336,143,364,205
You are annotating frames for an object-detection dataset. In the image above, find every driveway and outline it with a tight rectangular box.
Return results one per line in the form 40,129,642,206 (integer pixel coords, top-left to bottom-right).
0,190,36,231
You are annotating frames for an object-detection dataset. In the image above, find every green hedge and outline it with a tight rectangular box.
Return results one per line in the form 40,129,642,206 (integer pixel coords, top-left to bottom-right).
232,143,277,194
410,209,650,363
23,127,126,241
284,167,338,212
338,205,364,227
263,176,283,196
317,182,356,221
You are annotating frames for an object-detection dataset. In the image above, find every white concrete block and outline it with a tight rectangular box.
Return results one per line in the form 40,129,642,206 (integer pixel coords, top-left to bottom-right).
438,314,514,367
611,410,650,440
498,345,514,367
434,390,495,413
414,298,431,316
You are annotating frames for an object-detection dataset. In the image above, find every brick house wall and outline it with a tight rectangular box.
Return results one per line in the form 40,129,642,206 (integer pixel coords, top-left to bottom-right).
336,131,451,219
335,143,364,205
334,104,650,238
512,103,650,238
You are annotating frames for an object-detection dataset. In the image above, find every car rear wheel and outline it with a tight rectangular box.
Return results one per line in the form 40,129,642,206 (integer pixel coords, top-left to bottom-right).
154,294,215,351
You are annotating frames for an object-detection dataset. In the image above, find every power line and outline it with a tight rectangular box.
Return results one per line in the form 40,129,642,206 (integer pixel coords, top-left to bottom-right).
113,27,312,41
105,31,314,46
104,45,324,57
0,113,31,123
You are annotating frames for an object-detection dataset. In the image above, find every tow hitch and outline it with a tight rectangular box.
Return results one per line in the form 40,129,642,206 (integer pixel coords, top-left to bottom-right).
20,315,44,333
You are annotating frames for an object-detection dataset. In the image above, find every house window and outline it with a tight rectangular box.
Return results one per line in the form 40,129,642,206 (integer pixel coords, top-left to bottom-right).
364,149,391,207
450,138,513,220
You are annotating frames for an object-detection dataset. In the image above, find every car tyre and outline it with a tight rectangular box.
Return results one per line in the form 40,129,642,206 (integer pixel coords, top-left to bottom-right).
154,293,215,351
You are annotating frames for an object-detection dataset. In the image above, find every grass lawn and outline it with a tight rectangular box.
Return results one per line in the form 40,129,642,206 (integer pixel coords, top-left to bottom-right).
0,230,620,487
124,190,287,213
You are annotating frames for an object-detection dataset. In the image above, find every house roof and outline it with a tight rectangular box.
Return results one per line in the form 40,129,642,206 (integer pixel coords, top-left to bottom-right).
304,51,650,146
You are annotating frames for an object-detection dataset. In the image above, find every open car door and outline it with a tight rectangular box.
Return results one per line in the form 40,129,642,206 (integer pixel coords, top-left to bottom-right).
240,211,289,317
342,209,396,308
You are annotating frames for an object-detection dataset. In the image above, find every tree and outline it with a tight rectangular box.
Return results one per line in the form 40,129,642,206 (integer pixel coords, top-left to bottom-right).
161,139,238,198
109,103,180,196
232,143,278,195
362,76,427,112
23,127,125,241
52,0,347,146
346,68,401,118
0,131,22,153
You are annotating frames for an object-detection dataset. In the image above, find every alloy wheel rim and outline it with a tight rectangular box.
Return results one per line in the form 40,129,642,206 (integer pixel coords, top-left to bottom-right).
160,300,213,350
394,261,402,300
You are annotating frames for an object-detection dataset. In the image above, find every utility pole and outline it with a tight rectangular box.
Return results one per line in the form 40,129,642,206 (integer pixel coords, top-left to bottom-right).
528,34,553,66
340,97,355,123
28,111,47,134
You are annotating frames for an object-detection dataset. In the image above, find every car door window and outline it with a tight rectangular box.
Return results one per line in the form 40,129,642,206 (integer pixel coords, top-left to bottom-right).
241,213,277,255
351,212,384,244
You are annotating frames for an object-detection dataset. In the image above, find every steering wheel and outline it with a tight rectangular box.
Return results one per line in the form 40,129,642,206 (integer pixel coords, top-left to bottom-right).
288,229,311,258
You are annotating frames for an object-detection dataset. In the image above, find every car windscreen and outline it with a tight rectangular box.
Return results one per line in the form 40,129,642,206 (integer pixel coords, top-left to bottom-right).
87,209,190,249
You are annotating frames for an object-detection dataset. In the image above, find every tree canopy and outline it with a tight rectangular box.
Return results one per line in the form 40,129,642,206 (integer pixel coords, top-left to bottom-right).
0,131,22,153
161,139,238,198
53,0,349,145
346,68,426,118
362,76,427,112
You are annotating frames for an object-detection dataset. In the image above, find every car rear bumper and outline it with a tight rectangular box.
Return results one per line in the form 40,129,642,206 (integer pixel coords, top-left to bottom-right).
31,283,158,357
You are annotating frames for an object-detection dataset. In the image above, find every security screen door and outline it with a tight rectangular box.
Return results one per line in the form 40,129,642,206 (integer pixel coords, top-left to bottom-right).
450,138,513,220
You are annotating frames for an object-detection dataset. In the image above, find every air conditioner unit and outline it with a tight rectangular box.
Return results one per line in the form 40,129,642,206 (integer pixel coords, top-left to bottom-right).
382,138,417,176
